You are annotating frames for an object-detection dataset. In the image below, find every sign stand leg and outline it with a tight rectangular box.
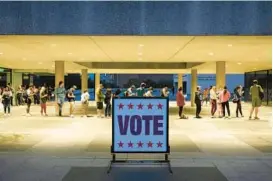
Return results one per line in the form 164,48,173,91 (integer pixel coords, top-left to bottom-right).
165,154,173,174
107,154,116,174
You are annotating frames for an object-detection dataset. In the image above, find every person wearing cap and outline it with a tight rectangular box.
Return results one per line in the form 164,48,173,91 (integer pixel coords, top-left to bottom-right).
144,87,153,97
249,80,263,120
136,83,146,97
67,85,76,118
194,86,202,118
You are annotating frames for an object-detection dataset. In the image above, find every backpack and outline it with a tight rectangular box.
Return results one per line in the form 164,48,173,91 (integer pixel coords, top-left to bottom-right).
258,86,264,100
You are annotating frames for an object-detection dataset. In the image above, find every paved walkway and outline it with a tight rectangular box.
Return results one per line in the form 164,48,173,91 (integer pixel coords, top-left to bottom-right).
0,104,271,181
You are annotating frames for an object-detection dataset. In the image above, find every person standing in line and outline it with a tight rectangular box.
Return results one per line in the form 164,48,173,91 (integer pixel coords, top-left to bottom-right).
125,85,136,97
96,84,105,118
81,89,90,118
249,80,263,120
210,86,217,118
203,88,209,106
113,89,121,98
67,85,76,118
26,85,35,116
55,81,66,117
16,86,23,106
220,86,231,119
234,86,244,118
195,86,202,118
104,88,112,118
161,85,169,97
40,86,48,116
7,83,14,106
144,87,153,97
2,87,12,116
176,87,187,119
216,87,223,118
136,83,146,97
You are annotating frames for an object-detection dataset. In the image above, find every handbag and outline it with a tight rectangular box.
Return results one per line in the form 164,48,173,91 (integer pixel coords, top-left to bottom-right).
258,86,264,100
232,94,238,103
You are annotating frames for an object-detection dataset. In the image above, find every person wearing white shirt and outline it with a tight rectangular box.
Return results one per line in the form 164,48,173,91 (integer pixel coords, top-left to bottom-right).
81,89,90,118
210,86,217,118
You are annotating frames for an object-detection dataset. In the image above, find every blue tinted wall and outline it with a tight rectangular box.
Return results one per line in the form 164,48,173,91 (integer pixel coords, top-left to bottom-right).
0,1,271,35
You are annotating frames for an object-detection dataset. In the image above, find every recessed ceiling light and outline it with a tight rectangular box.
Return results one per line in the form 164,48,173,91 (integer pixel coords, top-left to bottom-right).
68,53,72,55
139,44,144,47
138,52,143,56
237,62,242,65
38,62,43,64
0,52,3,55
51,44,56,47
228,44,232,47
208,52,214,56
22,58,26,61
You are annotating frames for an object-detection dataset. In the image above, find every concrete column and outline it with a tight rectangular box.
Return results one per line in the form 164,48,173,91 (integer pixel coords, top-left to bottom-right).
216,61,226,89
191,69,197,107
95,73,100,102
81,69,88,93
11,71,22,105
55,61,65,87
177,73,183,89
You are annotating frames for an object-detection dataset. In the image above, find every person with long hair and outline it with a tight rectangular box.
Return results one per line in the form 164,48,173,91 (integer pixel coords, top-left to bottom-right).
176,87,187,119
26,85,34,116
220,86,231,119
210,86,217,118
55,81,65,116
234,85,244,117
216,87,223,118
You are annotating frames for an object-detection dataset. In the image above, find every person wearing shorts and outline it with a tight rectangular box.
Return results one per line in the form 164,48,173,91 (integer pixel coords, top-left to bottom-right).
249,80,263,120
96,84,104,118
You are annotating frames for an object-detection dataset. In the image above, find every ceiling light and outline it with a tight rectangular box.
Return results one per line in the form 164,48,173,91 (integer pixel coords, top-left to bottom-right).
38,62,43,65
228,44,232,47
51,44,56,47
139,44,144,47
253,68,257,70
138,52,143,56
237,62,242,65
22,58,26,61
68,53,72,55
208,52,214,56
0,52,3,55
52,65,55,68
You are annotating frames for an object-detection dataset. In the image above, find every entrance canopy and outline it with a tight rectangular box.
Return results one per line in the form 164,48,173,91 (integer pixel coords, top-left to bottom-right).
0,35,271,74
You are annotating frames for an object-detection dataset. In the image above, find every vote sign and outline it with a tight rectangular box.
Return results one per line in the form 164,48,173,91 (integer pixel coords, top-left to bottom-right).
112,97,169,153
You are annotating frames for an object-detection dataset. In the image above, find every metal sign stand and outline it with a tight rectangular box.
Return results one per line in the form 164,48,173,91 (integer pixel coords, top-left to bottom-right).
107,147,172,174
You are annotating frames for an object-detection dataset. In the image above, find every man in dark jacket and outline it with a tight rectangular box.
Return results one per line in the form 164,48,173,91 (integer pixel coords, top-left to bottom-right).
195,86,202,118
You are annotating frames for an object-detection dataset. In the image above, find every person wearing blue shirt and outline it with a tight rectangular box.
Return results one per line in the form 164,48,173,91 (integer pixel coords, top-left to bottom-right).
55,81,65,116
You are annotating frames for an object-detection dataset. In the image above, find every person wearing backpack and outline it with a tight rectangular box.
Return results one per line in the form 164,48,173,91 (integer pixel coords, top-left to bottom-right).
249,80,263,120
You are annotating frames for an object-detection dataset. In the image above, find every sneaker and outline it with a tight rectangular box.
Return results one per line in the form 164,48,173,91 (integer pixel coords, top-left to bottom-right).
195,116,202,119
45,114,48,117
228,116,231,119
241,115,244,117
211,116,215,118
249,117,252,120
254,117,260,120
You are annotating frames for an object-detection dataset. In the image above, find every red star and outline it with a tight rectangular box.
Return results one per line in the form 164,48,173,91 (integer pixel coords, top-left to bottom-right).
127,103,134,109
137,141,143,148
137,103,143,110
128,141,133,148
147,103,153,110
147,141,153,148
157,141,163,148
117,141,124,148
118,103,124,110
157,103,163,109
